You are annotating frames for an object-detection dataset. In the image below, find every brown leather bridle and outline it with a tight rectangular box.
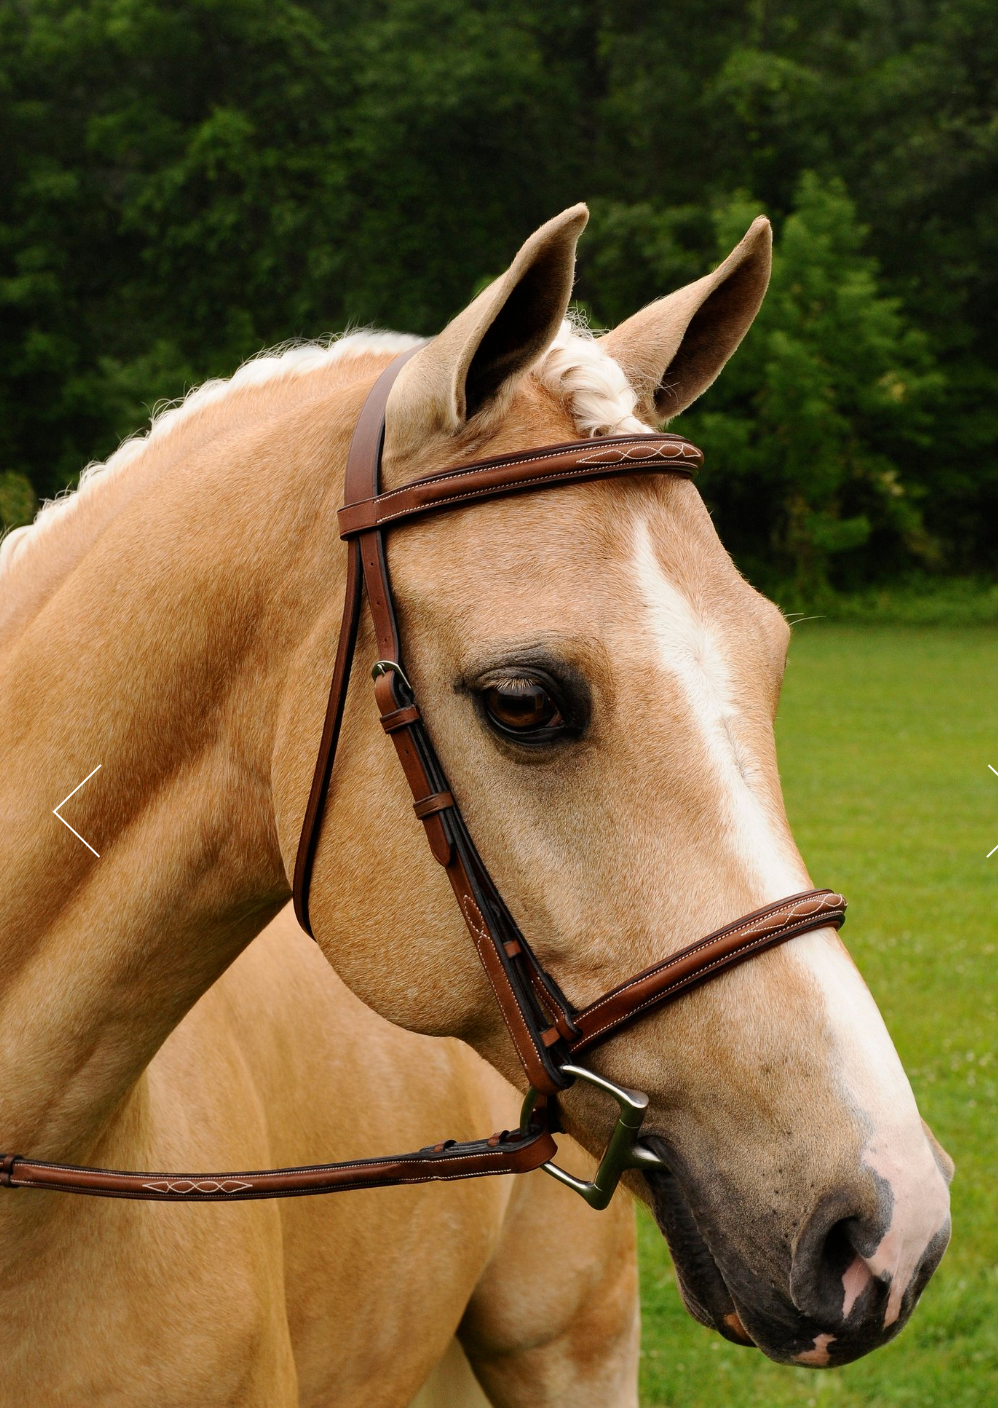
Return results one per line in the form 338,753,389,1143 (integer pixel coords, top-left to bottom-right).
1,351,845,1205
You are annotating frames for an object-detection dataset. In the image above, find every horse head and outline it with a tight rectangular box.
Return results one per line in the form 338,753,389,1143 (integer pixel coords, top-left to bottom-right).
290,206,951,1368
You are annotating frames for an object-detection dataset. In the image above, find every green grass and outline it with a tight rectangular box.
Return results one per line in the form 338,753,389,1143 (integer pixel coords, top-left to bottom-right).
639,624,998,1407
766,578,998,626
816,580,998,626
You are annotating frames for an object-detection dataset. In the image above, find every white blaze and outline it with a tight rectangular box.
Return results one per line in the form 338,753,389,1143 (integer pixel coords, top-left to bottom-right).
631,517,807,898
631,518,950,1324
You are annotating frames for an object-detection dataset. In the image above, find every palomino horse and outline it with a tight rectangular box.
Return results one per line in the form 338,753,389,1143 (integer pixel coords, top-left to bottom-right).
0,205,951,1401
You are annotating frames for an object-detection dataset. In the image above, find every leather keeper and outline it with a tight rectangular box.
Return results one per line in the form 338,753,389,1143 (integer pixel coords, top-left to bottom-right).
413,791,454,820
550,1010,579,1043
381,704,421,733
0,1153,17,1186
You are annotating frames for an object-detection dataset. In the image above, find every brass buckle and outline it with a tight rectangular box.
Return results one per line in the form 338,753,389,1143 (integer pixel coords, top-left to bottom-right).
520,1064,667,1210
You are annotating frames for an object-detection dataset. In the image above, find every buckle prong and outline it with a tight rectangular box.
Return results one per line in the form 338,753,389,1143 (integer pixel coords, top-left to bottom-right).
371,659,413,692
520,1064,668,1210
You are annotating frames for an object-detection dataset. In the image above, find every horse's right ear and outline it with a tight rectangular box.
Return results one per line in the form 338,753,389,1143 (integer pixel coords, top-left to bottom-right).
385,205,588,462
601,217,772,424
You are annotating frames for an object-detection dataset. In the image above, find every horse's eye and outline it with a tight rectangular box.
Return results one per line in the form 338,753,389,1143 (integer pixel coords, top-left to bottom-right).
481,678,564,738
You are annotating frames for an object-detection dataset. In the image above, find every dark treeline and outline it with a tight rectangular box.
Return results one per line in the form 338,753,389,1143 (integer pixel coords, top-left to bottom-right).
1,0,995,592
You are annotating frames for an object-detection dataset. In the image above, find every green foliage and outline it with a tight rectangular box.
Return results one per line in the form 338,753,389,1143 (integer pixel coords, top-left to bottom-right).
0,0,350,497
0,471,36,531
639,623,998,1405
0,0,995,585
821,577,998,626
675,175,944,593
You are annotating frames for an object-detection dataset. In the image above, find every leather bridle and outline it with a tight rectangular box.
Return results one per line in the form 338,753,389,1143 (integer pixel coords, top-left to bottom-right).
1,350,845,1205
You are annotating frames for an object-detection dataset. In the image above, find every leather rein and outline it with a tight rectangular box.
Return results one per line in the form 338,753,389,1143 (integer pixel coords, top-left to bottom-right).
1,350,845,1206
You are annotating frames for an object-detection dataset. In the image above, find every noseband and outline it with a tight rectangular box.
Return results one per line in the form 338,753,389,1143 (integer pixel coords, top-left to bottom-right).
1,350,845,1206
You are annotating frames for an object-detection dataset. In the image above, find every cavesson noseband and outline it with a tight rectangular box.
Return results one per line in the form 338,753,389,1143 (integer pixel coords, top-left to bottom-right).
1,350,845,1207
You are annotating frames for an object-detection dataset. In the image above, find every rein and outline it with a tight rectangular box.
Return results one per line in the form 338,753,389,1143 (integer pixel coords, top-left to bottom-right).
1,352,845,1206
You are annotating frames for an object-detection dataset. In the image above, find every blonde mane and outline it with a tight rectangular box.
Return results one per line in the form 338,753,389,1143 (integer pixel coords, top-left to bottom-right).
0,321,644,596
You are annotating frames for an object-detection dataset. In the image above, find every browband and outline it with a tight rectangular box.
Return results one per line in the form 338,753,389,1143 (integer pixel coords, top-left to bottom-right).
336,433,702,538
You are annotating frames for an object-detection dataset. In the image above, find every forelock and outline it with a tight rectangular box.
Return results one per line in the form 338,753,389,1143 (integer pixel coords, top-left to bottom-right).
535,318,650,438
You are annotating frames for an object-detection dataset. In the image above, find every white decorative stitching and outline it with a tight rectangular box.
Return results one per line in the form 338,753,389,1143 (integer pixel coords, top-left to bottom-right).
142,1179,253,1194
14,1142,543,1197
11,1135,549,1196
576,442,696,464
400,440,662,497
369,437,689,506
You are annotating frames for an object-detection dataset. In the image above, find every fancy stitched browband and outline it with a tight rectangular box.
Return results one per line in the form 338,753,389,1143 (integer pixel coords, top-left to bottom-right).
1,350,845,1206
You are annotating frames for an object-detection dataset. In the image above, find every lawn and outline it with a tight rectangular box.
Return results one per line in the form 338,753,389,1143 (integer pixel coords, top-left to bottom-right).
638,624,998,1408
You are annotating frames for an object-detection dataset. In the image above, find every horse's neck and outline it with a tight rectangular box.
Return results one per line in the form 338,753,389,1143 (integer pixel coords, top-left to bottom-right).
0,370,361,1167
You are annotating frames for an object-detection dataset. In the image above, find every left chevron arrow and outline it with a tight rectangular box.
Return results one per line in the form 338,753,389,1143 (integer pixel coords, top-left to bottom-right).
53,764,102,857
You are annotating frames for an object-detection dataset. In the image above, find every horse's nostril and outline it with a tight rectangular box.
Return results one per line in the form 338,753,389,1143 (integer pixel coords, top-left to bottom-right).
789,1183,951,1357
822,1218,858,1282
818,1218,877,1320
790,1200,885,1331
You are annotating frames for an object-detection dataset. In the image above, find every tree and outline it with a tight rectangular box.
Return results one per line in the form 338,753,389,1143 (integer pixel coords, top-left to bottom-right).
673,175,943,597
0,0,994,584
0,0,352,500
0,472,36,532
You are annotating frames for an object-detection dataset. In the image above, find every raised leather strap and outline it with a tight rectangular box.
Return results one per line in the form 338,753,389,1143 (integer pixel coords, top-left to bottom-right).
351,449,579,1093
291,353,843,1101
337,434,701,538
0,1122,556,1202
570,890,847,1055
1,354,849,1205
293,347,422,935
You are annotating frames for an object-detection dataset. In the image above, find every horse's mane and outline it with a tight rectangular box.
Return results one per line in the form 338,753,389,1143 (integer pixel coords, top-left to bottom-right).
0,320,644,595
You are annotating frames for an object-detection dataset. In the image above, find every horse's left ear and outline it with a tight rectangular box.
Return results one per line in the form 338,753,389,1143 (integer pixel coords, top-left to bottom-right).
385,204,588,463
601,216,772,423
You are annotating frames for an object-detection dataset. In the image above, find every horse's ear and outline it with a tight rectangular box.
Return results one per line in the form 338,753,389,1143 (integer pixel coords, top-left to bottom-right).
386,205,588,457
600,216,772,424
